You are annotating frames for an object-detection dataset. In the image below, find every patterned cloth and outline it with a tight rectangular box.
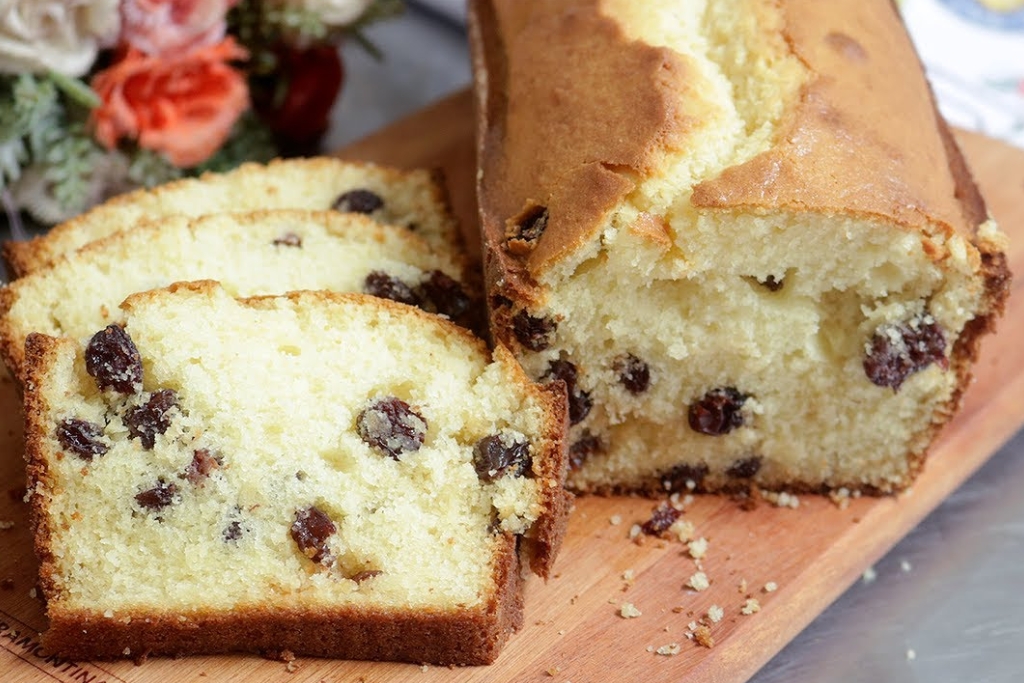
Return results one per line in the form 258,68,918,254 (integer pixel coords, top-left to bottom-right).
902,0,1024,148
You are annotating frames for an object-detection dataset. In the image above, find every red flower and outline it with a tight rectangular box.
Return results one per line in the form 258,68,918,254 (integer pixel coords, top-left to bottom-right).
90,37,249,167
255,44,344,154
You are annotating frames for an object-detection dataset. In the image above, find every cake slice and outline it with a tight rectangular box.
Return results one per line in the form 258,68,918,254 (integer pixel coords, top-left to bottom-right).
0,209,478,382
469,0,1010,494
3,158,460,278
24,281,570,664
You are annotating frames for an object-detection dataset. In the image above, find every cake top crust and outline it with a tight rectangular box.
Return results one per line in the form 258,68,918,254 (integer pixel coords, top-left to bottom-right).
474,0,692,278
3,157,459,279
690,0,987,238
473,0,992,284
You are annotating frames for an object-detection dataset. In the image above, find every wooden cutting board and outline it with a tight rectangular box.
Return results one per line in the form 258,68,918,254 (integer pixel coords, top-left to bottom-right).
2,90,1022,683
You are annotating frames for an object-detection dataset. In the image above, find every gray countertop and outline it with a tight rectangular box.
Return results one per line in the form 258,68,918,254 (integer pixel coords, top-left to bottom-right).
339,6,1024,681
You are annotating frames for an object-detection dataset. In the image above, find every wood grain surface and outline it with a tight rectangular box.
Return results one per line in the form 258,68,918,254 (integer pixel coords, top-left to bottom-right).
1,90,1021,683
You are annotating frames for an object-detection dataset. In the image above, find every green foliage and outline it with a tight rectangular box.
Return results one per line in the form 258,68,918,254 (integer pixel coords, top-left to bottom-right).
126,148,184,189
264,5,331,45
229,0,405,64
0,74,60,144
0,137,28,188
0,73,107,214
194,111,278,174
0,74,61,187
38,122,105,214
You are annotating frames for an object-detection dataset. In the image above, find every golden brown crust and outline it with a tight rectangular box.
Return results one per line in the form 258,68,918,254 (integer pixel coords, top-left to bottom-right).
471,0,1002,286
41,536,524,665
22,333,66,608
3,157,458,279
470,0,694,298
471,0,1011,496
515,372,572,577
25,286,568,664
690,0,983,250
0,209,481,384
0,285,20,389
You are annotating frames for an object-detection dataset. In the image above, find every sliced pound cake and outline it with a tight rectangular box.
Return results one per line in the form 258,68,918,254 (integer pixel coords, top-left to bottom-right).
469,0,1010,494
0,209,478,382
3,158,460,278
23,282,570,664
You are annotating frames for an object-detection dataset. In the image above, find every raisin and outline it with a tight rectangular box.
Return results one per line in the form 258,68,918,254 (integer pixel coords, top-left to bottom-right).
614,354,650,394
416,270,471,321
864,317,948,390
490,294,513,310
759,275,784,291
291,506,336,564
688,387,748,436
363,271,419,306
136,480,177,511
727,456,762,479
333,189,383,214
473,434,531,482
351,569,383,584
357,397,427,460
125,389,178,450
568,431,603,471
506,206,549,246
0,578,13,591
85,325,142,394
641,504,681,536
487,507,503,535
543,359,592,425
184,449,220,485
662,463,709,492
511,311,556,351
56,419,108,460
273,232,302,247
223,520,243,542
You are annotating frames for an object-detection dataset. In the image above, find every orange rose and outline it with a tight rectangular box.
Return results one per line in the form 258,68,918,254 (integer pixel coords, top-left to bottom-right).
90,37,249,167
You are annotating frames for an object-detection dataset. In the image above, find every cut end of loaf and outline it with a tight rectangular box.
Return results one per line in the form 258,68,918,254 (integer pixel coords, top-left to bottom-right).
24,283,568,664
471,0,1011,496
520,209,995,494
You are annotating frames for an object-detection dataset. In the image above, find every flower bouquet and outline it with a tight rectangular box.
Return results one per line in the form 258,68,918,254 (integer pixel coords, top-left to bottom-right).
0,0,402,231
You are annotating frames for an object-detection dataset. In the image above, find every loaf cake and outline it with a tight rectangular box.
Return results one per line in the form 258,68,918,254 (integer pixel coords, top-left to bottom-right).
3,158,460,278
469,0,1010,494
23,281,570,664
0,209,478,382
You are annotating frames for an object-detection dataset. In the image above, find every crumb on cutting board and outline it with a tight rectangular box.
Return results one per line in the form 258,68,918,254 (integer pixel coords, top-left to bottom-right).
619,602,642,618
686,572,710,591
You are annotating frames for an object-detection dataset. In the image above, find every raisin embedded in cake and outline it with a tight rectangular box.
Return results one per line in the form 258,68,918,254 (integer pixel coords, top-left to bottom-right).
0,210,480,383
469,0,1009,494
22,282,570,665
333,189,385,214
3,158,461,278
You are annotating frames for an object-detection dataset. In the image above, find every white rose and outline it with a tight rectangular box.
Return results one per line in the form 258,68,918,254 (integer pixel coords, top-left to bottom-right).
294,0,375,27
0,0,121,77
